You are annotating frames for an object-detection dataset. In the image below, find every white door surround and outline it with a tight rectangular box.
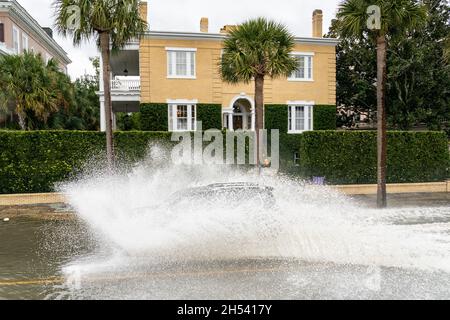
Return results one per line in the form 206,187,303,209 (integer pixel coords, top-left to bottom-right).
223,94,255,131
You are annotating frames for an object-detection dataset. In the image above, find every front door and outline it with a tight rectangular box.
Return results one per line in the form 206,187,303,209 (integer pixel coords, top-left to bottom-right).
233,115,243,130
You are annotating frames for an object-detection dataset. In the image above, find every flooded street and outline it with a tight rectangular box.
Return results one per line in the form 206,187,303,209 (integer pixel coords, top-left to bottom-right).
1,192,450,300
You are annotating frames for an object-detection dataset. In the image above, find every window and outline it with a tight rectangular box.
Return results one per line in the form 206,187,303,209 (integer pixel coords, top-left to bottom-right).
12,26,19,54
167,48,196,78
289,53,314,81
288,105,313,133
22,34,28,52
168,103,197,131
0,23,5,43
293,152,300,166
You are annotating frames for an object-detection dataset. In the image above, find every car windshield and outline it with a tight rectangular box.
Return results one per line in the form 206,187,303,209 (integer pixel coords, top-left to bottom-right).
165,184,276,210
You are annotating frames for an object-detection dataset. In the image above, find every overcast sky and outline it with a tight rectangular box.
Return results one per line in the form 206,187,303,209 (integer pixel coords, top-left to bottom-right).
19,0,342,80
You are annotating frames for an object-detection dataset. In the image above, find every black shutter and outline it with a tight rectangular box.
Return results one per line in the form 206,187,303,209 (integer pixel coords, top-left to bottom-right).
0,23,4,43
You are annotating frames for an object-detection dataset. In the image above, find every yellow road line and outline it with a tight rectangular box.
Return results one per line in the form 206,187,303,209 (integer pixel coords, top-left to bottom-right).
0,277,64,286
0,266,293,287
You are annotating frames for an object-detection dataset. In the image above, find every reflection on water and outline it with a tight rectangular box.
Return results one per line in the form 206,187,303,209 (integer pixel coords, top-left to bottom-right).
0,217,96,300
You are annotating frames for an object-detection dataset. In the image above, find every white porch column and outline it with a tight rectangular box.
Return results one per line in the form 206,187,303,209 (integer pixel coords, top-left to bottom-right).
100,100,106,132
99,53,105,132
112,112,117,131
228,112,233,131
251,113,256,131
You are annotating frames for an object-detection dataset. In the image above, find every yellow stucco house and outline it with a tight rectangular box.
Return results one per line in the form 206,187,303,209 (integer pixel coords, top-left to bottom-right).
98,2,338,133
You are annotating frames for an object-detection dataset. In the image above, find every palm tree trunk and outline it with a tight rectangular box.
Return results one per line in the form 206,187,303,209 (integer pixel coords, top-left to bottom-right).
99,31,115,169
254,75,265,170
376,34,387,208
17,111,26,131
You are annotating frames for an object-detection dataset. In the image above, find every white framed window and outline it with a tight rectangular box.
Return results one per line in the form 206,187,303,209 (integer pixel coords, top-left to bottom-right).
288,103,314,133
12,26,19,54
0,21,5,43
289,52,314,81
168,100,197,131
166,47,196,79
22,33,28,52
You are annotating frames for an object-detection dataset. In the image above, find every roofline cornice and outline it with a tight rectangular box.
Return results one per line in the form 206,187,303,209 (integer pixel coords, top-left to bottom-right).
0,0,71,64
143,30,339,46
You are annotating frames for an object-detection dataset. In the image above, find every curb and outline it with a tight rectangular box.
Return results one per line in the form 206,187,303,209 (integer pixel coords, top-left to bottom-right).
0,181,449,206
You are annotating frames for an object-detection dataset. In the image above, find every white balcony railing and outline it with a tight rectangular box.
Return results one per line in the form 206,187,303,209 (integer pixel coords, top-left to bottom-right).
111,78,141,91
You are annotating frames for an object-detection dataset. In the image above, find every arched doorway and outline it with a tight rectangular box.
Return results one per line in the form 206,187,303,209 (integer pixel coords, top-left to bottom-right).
223,96,255,131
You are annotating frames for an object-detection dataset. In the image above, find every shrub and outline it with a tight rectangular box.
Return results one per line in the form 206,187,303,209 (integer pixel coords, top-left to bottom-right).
265,104,336,133
140,103,222,131
197,104,222,130
0,131,172,194
313,105,337,130
0,130,448,194
296,131,450,184
140,103,168,131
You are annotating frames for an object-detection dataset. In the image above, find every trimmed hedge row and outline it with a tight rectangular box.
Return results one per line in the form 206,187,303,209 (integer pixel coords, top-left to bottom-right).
196,104,222,130
296,131,450,184
140,103,168,131
265,104,336,133
0,130,448,194
140,103,336,132
0,131,172,194
140,103,222,131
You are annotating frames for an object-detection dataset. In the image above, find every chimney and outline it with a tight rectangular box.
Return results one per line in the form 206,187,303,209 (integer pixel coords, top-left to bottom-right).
200,17,209,33
220,25,236,34
139,1,148,23
43,27,53,39
312,9,323,38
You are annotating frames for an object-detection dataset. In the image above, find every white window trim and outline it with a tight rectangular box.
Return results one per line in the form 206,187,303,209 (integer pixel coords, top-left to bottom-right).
12,25,19,54
288,102,315,134
165,47,197,52
167,99,198,132
22,33,29,52
167,99,199,104
288,52,315,82
166,48,197,79
292,51,315,56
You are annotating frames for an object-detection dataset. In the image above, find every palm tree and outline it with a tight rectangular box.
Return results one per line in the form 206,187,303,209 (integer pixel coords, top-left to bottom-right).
336,0,426,208
220,18,298,168
54,0,147,168
0,52,70,130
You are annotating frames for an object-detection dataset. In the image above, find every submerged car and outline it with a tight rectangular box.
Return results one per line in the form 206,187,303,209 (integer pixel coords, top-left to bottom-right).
132,182,277,214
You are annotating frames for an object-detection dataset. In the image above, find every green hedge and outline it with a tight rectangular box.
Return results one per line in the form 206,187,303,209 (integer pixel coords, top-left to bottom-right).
197,104,222,130
314,105,337,130
296,131,450,184
1,130,448,194
0,131,172,194
140,103,222,131
140,103,168,131
139,103,335,132
265,104,336,133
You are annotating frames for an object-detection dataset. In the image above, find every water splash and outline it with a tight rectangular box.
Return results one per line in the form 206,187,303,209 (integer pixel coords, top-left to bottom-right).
60,144,450,275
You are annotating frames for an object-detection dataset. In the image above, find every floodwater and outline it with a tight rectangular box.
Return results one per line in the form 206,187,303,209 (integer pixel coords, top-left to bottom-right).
1,192,450,300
